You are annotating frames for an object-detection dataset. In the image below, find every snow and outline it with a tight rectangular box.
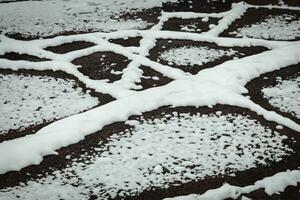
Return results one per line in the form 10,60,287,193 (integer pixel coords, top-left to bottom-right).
159,46,237,66
233,14,300,40
0,1,299,198
0,2,300,175
262,76,300,118
164,170,300,200
0,112,293,199
0,73,99,134
0,0,162,38
180,23,201,32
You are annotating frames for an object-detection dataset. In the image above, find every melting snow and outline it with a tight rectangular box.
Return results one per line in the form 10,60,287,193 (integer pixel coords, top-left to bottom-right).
159,46,237,66
262,76,300,118
233,14,300,40
0,73,99,134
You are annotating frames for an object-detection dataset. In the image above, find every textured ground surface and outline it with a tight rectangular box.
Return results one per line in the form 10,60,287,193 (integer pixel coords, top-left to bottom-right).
0,0,299,200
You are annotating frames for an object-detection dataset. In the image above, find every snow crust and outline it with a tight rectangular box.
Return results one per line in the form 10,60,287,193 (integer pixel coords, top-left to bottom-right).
0,0,162,37
262,76,300,118
0,73,99,134
159,46,237,66
164,170,300,200
233,14,300,40
0,112,292,199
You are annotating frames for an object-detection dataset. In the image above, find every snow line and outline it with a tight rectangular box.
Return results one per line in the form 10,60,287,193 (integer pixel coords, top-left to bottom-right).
0,41,299,174
163,169,300,200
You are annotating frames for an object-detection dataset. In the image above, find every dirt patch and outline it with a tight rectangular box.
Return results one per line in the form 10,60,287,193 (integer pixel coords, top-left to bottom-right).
246,64,300,125
136,65,173,90
162,17,219,33
282,0,300,6
108,37,142,47
0,69,114,143
72,51,130,82
162,0,284,13
0,52,49,62
221,7,300,41
45,41,96,54
149,39,268,75
0,105,299,200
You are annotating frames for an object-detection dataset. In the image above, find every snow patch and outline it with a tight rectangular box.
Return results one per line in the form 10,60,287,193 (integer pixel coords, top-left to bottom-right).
233,14,300,40
159,46,237,66
0,73,99,134
262,76,300,118
0,0,162,37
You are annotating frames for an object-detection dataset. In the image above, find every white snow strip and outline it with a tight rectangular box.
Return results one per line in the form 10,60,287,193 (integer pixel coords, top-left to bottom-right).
163,170,300,200
204,2,248,37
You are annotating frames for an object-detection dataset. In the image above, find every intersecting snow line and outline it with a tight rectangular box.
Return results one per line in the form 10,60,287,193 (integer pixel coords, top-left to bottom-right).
0,1,300,199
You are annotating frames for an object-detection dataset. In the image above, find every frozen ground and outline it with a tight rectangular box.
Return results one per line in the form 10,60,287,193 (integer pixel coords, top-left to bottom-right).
0,0,299,200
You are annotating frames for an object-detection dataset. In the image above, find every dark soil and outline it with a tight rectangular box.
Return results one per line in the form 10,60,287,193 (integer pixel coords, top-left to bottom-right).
221,7,300,41
137,65,173,90
162,0,284,13
149,39,268,75
246,64,300,125
0,69,114,143
72,51,130,82
282,0,300,6
0,52,49,62
108,37,142,47
45,41,96,54
0,105,299,200
162,17,220,33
